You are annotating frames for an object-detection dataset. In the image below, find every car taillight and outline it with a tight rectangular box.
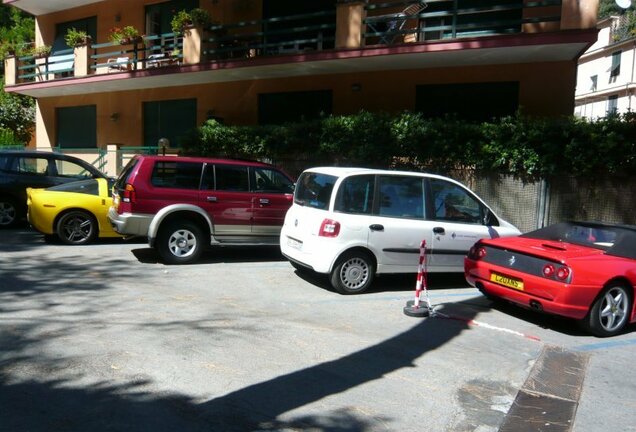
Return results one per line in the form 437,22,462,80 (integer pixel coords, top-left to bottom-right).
122,183,136,203
319,219,340,237
542,264,555,277
469,245,486,260
556,266,570,281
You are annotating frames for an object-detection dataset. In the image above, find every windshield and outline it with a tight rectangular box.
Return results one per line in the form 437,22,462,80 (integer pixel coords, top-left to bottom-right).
294,172,337,210
521,221,636,259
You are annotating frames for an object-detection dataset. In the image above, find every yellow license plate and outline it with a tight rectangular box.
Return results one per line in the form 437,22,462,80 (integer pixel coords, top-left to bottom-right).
490,272,524,291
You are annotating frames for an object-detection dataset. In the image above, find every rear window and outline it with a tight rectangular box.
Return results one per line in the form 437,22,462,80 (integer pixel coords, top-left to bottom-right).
294,172,337,210
334,174,375,214
150,161,203,189
114,157,139,190
47,179,99,195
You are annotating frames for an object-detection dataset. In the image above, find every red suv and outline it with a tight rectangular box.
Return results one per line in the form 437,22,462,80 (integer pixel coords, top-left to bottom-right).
108,155,294,264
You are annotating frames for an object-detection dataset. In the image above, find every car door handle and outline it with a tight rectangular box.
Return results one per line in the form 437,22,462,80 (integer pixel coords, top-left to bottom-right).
206,196,217,202
369,224,384,231
259,198,270,205
433,227,445,234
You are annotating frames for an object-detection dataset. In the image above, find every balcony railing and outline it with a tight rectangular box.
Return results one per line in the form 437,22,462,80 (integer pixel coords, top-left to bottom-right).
5,2,564,86
364,0,562,45
610,13,636,44
204,10,337,60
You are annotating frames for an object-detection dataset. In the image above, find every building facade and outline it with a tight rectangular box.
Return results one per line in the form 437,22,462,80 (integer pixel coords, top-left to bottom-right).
575,14,636,119
4,0,598,175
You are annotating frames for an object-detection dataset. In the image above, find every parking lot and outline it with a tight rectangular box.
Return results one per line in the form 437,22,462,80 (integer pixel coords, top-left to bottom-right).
1,227,635,432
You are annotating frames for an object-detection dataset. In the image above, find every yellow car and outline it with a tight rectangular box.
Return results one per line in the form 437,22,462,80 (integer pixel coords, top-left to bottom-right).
27,178,121,245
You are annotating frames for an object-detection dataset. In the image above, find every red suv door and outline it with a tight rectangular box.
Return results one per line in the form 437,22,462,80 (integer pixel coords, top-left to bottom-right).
199,163,253,238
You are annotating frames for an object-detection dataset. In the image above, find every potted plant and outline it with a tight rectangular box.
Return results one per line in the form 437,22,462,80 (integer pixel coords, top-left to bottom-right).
109,25,142,45
171,8,211,35
29,45,52,58
64,28,91,47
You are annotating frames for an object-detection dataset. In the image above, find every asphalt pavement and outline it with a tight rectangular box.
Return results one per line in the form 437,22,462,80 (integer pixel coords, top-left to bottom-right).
0,227,635,431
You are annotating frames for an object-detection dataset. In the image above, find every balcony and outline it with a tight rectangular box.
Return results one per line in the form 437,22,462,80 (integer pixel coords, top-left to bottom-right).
4,0,594,98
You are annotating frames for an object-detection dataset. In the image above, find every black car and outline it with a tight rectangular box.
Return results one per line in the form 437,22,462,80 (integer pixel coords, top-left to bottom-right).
0,150,106,227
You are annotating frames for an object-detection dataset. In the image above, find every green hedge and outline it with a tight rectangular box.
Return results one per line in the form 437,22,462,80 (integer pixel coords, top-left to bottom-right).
180,111,636,181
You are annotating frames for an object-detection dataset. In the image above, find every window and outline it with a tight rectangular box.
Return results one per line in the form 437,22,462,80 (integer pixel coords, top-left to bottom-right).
416,82,519,121
54,17,97,52
146,0,198,36
608,95,619,115
253,167,294,193
590,75,598,91
215,165,249,191
334,175,375,214
610,51,621,82
143,99,197,148
258,90,332,125
48,179,100,195
11,157,49,175
295,172,336,210
377,175,424,218
428,178,482,224
54,160,94,178
150,161,203,189
56,105,97,149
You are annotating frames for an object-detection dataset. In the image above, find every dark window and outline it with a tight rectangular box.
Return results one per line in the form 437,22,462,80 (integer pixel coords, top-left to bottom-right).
428,178,482,224
416,82,519,121
9,157,49,175
258,90,332,125
143,99,197,148
377,175,424,219
54,17,97,52
262,0,335,50
608,95,619,115
56,105,97,149
252,167,294,193
610,51,621,81
334,175,375,214
591,75,598,91
150,161,203,189
294,172,336,210
215,165,249,191
145,0,198,36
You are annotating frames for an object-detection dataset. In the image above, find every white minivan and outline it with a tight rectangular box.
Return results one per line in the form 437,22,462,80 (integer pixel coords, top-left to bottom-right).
280,167,520,294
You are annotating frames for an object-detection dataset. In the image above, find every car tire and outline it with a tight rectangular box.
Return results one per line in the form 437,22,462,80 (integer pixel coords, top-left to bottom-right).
0,197,20,228
56,210,98,245
157,220,204,265
330,250,375,295
582,283,632,337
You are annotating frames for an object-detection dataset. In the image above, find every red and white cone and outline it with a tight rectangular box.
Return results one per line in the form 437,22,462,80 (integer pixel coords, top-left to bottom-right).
404,240,432,317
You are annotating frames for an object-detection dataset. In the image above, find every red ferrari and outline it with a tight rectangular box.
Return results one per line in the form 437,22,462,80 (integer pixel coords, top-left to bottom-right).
465,221,636,337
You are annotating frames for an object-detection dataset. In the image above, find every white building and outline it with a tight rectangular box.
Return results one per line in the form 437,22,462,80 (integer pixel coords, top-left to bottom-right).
575,15,636,119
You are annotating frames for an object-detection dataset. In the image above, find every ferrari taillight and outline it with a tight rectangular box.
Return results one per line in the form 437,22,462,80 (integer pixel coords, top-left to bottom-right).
319,219,340,237
542,264,555,277
469,245,486,260
556,266,570,281
122,183,136,203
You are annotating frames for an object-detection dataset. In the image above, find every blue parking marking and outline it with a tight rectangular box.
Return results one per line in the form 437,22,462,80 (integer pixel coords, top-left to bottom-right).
575,338,636,352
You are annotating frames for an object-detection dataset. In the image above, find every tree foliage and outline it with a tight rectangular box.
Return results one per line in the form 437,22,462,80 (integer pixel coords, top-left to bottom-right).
181,111,636,181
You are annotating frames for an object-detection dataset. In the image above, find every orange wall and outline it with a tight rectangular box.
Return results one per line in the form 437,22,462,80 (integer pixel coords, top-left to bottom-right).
37,60,576,148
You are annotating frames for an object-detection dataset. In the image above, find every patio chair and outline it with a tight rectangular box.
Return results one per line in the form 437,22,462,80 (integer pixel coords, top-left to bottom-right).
107,57,129,72
366,0,428,44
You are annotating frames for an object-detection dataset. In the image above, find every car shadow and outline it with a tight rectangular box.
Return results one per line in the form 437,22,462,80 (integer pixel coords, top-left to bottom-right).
293,270,471,295
131,245,287,265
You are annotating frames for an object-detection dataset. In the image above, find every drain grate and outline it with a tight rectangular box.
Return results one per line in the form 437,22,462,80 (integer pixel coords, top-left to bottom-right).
499,346,590,432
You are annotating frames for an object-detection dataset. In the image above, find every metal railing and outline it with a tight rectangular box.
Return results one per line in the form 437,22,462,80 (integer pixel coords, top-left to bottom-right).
203,10,337,59
16,48,75,82
90,32,183,73
364,0,562,45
